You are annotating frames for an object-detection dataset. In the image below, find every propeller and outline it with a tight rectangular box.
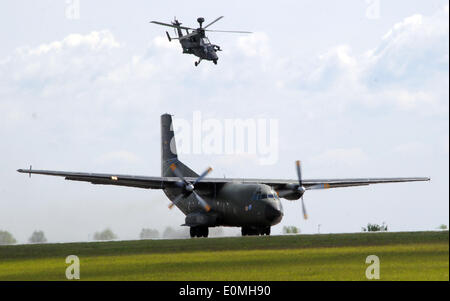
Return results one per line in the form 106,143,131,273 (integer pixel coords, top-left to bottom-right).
292,160,332,219
168,163,213,212
295,160,308,220
277,160,328,219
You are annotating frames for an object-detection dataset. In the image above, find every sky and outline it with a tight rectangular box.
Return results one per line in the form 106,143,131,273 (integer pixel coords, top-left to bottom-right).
0,0,448,243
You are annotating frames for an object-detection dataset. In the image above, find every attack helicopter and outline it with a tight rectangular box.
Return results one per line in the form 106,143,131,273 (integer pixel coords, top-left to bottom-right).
150,16,252,66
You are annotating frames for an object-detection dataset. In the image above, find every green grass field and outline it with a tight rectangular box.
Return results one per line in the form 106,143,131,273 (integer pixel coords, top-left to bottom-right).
0,231,448,281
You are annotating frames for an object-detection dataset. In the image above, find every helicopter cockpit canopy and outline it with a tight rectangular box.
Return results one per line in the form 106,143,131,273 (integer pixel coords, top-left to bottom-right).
201,37,211,45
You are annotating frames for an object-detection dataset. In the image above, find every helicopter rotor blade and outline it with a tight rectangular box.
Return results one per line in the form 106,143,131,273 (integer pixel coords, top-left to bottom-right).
203,16,224,29
204,29,252,34
150,21,195,31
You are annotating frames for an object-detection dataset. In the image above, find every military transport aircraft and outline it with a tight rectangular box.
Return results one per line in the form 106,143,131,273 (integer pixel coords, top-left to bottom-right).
18,114,430,238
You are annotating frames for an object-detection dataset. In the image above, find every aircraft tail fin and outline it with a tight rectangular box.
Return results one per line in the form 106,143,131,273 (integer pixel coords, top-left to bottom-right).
161,114,198,177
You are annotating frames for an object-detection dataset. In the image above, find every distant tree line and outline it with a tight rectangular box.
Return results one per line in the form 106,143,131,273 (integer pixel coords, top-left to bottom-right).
1,223,447,245
139,227,226,239
0,230,49,245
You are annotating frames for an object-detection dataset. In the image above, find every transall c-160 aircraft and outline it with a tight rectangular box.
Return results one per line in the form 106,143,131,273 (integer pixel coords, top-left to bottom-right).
18,114,430,238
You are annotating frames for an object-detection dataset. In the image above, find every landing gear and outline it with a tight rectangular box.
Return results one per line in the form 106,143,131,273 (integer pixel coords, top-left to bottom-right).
195,59,202,66
190,226,209,238
213,60,217,65
241,227,271,236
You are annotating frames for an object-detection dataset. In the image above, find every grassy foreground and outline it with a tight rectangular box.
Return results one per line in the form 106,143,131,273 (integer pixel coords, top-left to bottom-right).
0,231,448,281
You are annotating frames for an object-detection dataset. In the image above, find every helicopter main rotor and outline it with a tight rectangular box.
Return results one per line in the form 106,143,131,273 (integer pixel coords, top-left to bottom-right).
150,16,252,34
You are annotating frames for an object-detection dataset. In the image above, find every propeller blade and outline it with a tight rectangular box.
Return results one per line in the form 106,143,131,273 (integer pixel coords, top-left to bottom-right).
193,191,211,212
193,167,213,185
301,196,308,220
203,16,224,29
296,160,302,186
168,193,184,209
204,29,252,34
170,163,188,184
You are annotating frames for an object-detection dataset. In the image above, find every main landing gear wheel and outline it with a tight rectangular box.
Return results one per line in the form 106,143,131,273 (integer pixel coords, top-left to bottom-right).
213,60,217,65
194,61,198,67
241,227,271,236
190,226,209,238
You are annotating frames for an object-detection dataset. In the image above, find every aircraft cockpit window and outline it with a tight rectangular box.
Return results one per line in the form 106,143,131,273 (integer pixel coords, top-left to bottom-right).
251,191,262,201
202,38,211,45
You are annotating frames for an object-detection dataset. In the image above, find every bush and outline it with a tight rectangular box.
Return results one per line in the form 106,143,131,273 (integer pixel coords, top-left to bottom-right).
362,222,388,232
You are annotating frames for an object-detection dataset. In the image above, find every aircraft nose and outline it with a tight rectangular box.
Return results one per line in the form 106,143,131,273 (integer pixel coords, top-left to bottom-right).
209,51,218,60
265,204,283,224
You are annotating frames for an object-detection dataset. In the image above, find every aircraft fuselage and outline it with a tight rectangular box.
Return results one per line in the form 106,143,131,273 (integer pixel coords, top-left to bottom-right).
163,182,283,228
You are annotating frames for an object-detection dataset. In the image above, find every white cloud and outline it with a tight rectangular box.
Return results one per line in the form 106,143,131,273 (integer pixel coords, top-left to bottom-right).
22,30,120,57
237,32,270,59
393,142,427,154
281,5,449,115
365,5,449,84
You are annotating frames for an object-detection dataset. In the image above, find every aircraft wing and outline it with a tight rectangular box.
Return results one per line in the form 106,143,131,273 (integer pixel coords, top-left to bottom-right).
17,168,181,189
192,176,430,190
18,168,429,191
255,177,430,190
